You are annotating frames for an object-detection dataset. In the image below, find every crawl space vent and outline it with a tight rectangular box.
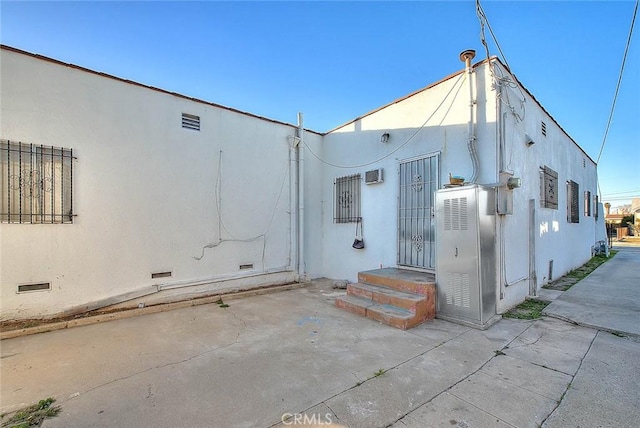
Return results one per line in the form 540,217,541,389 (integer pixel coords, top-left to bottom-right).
151,271,172,279
17,282,51,293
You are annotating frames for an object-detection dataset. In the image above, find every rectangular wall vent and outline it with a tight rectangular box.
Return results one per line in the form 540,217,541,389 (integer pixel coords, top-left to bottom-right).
541,121,547,137
365,168,383,184
17,282,51,293
151,271,172,279
182,113,200,131
239,263,254,270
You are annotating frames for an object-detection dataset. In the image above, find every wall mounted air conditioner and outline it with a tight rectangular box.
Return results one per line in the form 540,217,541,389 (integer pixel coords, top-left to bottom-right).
365,168,383,184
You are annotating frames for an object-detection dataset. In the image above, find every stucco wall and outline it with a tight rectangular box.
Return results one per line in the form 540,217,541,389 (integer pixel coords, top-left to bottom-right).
316,59,604,316
318,62,498,283
0,48,606,321
0,48,317,319
492,62,603,312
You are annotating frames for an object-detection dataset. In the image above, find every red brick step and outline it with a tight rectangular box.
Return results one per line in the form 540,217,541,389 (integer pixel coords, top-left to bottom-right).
335,268,436,330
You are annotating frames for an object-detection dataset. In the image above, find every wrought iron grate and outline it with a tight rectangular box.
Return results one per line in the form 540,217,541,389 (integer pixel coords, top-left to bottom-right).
334,174,361,223
567,180,580,223
1,140,75,224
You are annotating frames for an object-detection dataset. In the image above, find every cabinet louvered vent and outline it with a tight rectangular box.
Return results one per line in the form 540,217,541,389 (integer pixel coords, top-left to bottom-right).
443,197,468,231
444,272,471,308
365,168,383,184
182,113,200,131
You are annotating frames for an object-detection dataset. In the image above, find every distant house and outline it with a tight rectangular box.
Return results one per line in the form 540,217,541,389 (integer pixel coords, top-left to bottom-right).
0,45,606,325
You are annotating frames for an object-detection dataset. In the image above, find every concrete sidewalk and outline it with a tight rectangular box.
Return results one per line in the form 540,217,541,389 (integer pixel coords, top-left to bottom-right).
1,279,639,427
543,246,640,337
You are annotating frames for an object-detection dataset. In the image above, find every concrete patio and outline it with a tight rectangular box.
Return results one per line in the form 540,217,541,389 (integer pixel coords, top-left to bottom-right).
1,249,639,427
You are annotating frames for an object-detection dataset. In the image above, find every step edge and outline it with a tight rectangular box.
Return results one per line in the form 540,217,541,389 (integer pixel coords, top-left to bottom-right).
349,282,426,301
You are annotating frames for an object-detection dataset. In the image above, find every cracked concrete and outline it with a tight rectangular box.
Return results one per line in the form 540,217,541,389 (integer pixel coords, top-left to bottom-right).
1,276,639,427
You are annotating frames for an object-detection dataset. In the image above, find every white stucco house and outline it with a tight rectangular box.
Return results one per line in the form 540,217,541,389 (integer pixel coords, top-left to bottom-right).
0,45,606,326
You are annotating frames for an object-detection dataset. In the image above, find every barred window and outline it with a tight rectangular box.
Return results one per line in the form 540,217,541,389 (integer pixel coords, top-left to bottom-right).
334,174,361,223
540,166,558,209
1,140,75,224
567,180,579,223
584,190,591,217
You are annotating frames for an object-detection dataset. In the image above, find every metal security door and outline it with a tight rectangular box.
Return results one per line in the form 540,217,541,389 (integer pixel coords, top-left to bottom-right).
398,154,439,269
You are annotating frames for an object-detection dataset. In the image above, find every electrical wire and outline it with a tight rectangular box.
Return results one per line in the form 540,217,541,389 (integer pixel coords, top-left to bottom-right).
601,196,640,202
194,154,290,266
301,73,465,169
476,0,526,122
602,188,640,196
596,0,638,164
476,0,513,73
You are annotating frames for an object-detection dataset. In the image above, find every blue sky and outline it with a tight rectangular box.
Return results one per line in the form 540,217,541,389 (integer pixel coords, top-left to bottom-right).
1,1,638,207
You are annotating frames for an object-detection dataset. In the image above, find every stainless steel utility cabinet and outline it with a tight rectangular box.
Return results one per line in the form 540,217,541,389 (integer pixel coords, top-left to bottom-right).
435,184,497,328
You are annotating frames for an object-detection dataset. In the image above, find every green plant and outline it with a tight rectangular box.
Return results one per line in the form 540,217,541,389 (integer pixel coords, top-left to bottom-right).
1,397,60,427
503,299,550,320
215,299,229,308
373,368,386,377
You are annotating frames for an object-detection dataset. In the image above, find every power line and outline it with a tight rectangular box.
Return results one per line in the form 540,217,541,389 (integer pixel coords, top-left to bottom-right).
602,196,640,201
596,0,639,164
602,188,640,196
476,0,513,73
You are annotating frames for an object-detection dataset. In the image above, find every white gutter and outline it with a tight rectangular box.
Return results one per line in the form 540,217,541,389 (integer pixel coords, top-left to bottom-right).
297,112,306,278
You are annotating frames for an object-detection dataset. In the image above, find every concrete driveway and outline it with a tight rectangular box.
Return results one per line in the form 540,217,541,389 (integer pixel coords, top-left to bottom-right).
1,277,639,427
543,245,640,337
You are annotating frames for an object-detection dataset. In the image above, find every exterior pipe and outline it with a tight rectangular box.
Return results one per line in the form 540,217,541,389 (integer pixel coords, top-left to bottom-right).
460,49,479,183
288,137,297,272
297,112,305,278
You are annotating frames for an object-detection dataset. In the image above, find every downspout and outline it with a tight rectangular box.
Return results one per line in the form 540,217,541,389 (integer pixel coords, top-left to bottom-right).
297,112,306,279
288,139,297,272
460,50,479,183
495,62,505,301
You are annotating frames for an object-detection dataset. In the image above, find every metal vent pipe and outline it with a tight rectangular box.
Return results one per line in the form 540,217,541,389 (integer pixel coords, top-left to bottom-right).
460,49,479,183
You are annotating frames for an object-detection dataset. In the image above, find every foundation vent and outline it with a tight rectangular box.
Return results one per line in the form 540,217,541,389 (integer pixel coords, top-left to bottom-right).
151,271,172,279
239,263,254,270
17,282,51,293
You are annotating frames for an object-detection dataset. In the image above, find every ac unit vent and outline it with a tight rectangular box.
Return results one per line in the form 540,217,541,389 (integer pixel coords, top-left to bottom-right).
17,282,51,293
365,168,383,184
182,113,200,131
